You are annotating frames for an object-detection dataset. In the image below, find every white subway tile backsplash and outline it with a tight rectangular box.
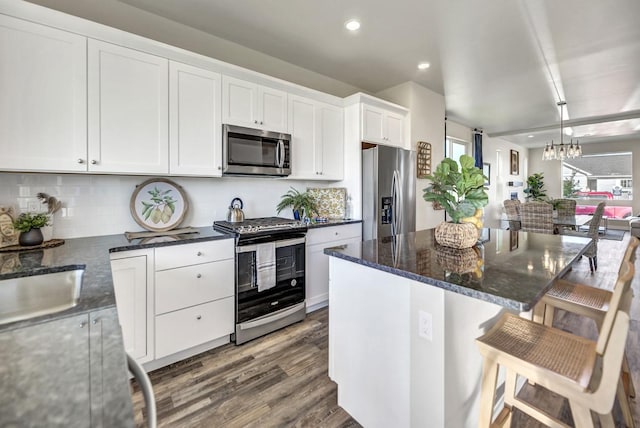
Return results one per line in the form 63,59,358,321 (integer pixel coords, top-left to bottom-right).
0,173,337,239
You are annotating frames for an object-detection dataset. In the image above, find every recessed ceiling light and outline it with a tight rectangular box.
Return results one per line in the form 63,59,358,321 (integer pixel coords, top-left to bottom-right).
417,62,430,70
528,135,534,138
345,19,360,31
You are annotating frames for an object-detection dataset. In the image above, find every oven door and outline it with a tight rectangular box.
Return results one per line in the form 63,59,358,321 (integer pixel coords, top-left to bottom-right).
223,124,290,176
235,236,305,324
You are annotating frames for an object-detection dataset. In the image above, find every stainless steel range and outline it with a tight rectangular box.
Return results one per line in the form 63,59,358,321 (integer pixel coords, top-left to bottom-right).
213,217,307,344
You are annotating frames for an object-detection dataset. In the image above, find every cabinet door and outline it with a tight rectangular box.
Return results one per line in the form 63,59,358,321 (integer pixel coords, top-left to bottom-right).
385,110,405,149
0,314,90,424
288,95,317,179
169,62,222,176
318,103,344,180
222,75,258,128
258,85,288,132
306,235,361,310
88,39,169,174
362,104,385,144
0,15,87,172
111,253,152,362
89,308,133,427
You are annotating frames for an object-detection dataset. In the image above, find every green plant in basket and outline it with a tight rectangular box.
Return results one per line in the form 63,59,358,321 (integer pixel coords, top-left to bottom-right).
422,154,488,223
13,212,50,232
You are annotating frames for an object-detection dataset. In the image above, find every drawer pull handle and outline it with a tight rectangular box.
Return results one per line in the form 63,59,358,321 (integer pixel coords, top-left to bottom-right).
197,251,203,256
196,315,202,320
197,274,202,279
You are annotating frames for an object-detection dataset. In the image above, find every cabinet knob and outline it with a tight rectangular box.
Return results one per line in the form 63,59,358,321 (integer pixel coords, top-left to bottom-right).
80,321,87,328
92,318,99,324
197,273,202,279
254,120,258,124
196,315,202,320
335,232,339,235
77,159,85,164
91,159,98,165
218,166,222,170
197,251,203,256
260,121,264,125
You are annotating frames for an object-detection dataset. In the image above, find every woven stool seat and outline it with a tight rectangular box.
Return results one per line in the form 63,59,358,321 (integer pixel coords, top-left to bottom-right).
545,279,611,313
477,313,596,389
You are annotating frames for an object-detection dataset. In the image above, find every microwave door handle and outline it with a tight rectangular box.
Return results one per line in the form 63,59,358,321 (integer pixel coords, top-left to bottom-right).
277,140,285,168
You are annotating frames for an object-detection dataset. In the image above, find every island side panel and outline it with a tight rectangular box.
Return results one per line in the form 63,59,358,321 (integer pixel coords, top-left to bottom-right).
329,257,411,428
443,287,508,428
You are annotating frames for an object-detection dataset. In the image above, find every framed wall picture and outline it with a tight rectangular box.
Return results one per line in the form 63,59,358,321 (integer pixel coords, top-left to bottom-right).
510,150,519,175
482,162,490,186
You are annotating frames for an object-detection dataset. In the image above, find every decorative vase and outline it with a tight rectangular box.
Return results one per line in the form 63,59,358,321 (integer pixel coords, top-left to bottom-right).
434,221,478,249
293,209,304,221
19,228,44,247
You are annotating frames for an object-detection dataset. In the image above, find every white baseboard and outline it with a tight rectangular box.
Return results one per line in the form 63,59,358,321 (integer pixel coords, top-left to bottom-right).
306,295,328,313
141,335,230,372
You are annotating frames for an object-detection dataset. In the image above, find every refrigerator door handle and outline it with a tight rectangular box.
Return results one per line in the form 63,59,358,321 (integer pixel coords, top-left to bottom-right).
394,170,403,234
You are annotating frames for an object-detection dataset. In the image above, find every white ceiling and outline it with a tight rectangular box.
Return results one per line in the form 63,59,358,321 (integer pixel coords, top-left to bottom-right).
119,0,640,148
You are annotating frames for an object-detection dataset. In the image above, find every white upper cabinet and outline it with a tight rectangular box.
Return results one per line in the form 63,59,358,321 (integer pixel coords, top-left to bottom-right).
88,39,169,174
288,95,343,180
169,62,222,176
362,103,407,149
222,75,287,132
0,15,87,172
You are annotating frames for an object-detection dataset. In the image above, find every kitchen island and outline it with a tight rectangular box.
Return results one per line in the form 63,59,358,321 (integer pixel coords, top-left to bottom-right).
324,228,592,428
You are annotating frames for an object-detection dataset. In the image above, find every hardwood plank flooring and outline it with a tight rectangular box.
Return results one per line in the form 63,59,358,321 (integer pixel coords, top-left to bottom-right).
133,234,639,427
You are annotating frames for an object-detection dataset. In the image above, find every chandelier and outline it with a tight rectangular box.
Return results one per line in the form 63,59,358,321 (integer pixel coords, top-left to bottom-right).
542,101,582,161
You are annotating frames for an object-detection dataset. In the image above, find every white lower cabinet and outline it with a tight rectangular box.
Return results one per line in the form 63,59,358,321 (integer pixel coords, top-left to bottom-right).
110,239,234,367
155,298,234,358
110,249,154,363
306,224,362,310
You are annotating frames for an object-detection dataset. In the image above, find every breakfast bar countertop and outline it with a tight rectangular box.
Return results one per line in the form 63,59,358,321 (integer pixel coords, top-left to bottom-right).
0,227,234,332
324,227,592,311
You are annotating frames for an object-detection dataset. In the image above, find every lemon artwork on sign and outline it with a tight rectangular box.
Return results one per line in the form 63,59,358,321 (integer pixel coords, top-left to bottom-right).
141,187,177,224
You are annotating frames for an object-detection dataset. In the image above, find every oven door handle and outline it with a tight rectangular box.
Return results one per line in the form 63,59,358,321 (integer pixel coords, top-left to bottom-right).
236,237,306,253
238,302,305,330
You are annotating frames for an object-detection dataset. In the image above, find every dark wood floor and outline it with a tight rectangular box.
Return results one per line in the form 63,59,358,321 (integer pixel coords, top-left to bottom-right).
133,234,639,427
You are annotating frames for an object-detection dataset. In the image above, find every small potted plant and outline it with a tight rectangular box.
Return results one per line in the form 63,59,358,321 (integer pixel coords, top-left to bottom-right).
422,155,489,248
13,212,50,246
524,172,548,201
276,187,319,221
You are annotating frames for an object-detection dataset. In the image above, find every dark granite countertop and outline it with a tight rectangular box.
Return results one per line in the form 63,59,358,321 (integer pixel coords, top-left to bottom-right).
307,219,362,229
0,226,234,332
324,228,592,311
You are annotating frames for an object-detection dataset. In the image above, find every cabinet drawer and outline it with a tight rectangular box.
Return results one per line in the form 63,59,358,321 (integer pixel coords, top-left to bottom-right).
306,223,362,246
155,239,233,271
155,259,234,315
155,297,234,358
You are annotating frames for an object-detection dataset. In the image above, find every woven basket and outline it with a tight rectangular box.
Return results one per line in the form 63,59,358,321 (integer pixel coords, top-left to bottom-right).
435,245,478,273
434,221,478,249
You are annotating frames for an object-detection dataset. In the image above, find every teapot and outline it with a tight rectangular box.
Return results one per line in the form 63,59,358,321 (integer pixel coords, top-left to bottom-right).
227,197,245,223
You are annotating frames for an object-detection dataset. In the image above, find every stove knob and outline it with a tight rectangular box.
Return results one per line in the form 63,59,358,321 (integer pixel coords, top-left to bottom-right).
291,279,297,286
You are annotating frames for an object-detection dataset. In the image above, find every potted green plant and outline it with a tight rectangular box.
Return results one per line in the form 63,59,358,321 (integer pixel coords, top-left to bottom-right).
276,187,319,221
13,212,50,246
422,154,489,248
524,172,548,201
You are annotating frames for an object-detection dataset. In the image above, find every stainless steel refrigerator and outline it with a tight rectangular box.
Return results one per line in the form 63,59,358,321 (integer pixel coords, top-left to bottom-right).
362,146,416,240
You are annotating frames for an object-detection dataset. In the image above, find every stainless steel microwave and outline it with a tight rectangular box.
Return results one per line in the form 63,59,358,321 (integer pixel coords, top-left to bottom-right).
222,124,291,176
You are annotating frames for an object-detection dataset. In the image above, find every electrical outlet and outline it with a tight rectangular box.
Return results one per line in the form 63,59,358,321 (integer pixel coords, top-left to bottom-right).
419,310,433,341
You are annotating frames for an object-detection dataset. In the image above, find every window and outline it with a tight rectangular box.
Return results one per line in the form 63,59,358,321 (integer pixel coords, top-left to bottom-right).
562,152,633,219
445,137,469,160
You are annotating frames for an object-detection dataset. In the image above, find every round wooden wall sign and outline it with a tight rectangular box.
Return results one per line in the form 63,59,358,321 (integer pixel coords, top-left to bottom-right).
130,178,188,232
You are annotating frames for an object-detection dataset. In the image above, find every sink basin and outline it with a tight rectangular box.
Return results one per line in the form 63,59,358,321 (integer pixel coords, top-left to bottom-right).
0,268,84,325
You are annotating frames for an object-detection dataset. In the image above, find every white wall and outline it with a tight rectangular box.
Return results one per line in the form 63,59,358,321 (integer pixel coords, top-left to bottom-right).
377,82,446,230
0,173,336,239
25,0,361,98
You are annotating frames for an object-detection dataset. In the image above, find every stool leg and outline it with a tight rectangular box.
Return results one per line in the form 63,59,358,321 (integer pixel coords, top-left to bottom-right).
479,358,499,428
622,354,636,398
569,401,595,428
598,411,615,428
532,303,545,324
543,304,555,327
617,378,635,428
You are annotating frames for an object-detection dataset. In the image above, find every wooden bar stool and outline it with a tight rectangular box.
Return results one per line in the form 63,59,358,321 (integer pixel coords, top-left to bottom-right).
476,260,635,427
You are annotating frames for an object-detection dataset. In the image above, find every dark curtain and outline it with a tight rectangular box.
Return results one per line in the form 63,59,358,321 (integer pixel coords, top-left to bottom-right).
474,132,483,168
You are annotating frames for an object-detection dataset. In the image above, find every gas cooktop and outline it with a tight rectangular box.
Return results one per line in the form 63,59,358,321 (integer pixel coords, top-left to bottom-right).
213,217,307,235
